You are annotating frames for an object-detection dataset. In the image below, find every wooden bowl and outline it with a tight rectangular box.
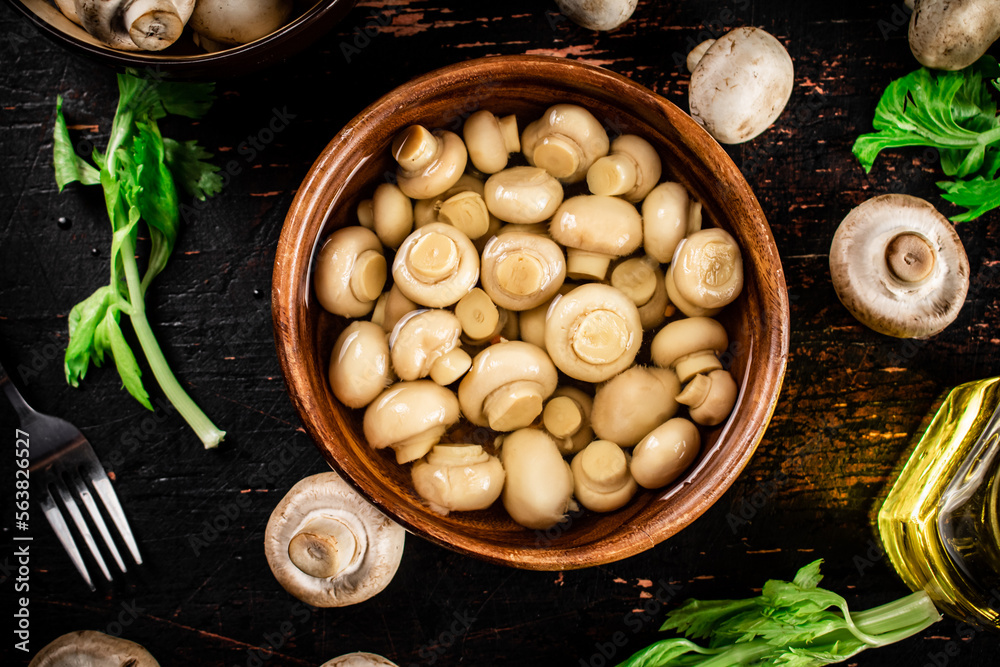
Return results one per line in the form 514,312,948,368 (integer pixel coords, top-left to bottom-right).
273,55,790,570
6,0,356,78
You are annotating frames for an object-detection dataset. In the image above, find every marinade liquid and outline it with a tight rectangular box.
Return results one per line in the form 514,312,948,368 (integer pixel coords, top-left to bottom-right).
878,377,1000,630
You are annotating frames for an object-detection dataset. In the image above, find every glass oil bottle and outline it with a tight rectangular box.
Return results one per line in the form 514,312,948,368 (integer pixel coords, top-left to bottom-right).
878,376,1000,630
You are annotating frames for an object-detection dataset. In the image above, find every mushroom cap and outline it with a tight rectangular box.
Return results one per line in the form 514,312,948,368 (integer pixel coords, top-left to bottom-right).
190,0,293,46
549,195,643,258
411,444,506,514
591,366,681,446
522,104,610,183
689,27,794,144
829,194,969,339
484,166,565,224
363,381,461,460
545,283,643,382
500,428,576,529
320,653,400,667
908,0,1000,71
371,284,419,334
264,472,405,608
314,226,387,318
670,228,744,310
389,309,463,381
677,369,739,426
330,321,393,409
650,316,729,382
554,0,638,31
372,182,414,249
463,110,520,174
457,340,559,430
29,631,160,667
642,182,692,264
391,222,480,308
631,417,701,489
480,232,567,311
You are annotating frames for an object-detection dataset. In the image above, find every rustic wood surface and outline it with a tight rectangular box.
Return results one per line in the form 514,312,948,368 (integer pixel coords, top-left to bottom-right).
1,1,998,665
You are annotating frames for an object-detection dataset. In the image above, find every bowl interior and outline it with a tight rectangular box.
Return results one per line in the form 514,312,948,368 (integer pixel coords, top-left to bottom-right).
274,55,789,570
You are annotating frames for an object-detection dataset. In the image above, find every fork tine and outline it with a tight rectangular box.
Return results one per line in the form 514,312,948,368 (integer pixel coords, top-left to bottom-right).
70,470,127,573
90,474,143,565
39,485,95,592
52,475,112,583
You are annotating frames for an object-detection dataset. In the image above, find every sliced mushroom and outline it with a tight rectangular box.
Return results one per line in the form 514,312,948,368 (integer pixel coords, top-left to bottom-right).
651,317,729,384
463,110,520,174
542,385,594,455
189,0,293,46
76,0,195,51
688,27,794,144
590,365,680,447
29,631,160,667
363,381,461,463
643,182,697,264
411,444,505,514
484,166,565,224
570,440,638,512
521,104,610,183
669,228,744,312
908,0,1000,71
677,369,738,426
371,284,419,334
609,256,670,329
549,195,643,280
371,182,414,249
391,223,480,308
480,232,567,311
545,283,642,382
264,472,405,607
320,653,399,667
392,125,468,199
829,194,969,338
329,321,393,409
631,418,701,489
586,134,662,202
457,341,558,431
500,428,577,530
314,226,387,318
389,309,470,385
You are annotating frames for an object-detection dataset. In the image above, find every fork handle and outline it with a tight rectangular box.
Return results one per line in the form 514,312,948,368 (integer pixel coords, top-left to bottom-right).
0,360,35,424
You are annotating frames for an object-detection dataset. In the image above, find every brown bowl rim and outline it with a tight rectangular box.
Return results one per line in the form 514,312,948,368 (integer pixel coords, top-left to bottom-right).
273,54,790,570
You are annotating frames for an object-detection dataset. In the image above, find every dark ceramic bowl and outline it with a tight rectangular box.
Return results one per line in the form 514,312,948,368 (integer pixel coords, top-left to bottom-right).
273,55,790,570
5,0,356,78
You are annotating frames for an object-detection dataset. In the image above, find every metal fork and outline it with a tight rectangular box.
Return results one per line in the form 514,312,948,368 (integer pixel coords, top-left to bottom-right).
1,361,141,591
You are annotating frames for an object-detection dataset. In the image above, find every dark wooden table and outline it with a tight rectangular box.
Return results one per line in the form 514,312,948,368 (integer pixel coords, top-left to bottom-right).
2,1,998,665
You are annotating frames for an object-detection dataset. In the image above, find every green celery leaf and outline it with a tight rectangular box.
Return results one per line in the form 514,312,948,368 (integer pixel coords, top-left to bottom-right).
156,80,216,119
661,598,760,639
53,96,101,190
939,176,1000,222
792,560,824,589
131,121,180,290
100,309,153,410
65,285,114,385
163,137,223,201
770,638,868,666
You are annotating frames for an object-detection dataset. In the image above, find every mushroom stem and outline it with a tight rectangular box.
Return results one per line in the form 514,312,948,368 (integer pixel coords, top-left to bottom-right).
288,517,360,579
408,232,460,281
351,250,389,302
484,380,547,431
393,426,447,463
566,248,614,281
438,191,490,239
430,348,473,386
587,154,638,197
543,395,584,438
571,309,631,365
674,350,724,384
456,288,501,342
676,374,711,410
125,1,186,51
393,125,439,171
886,232,935,283
578,440,630,492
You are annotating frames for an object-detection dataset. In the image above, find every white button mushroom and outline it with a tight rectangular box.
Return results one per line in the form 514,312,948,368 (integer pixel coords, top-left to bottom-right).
500,428,577,530
542,385,594,455
676,369,739,426
669,228,744,313
590,365,680,447
264,472,405,607
586,134,662,202
609,256,670,330
411,444,505,515
320,653,399,667
642,182,701,264
392,125,468,199
413,174,485,228
74,0,195,51
436,191,492,240
631,418,701,489
457,341,558,431
651,317,730,384
688,27,794,144
391,223,480,308
908,0,1000,71
829,194,970,339
555,0,638,31
363,381,461,463
389,309,471,386
329,321,393,409
189,0,293,46
521,104,610,183
371,182,414,249
570,440,638,512
314,226,387,318
483,166,565,224
463,110,520,174
549,195,643,280
480,232,567,311
545,283,643,383
371,284,419,334
29,631,160,667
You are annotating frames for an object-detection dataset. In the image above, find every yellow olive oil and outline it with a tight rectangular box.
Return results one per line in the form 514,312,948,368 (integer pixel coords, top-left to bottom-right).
878,376,1000,630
